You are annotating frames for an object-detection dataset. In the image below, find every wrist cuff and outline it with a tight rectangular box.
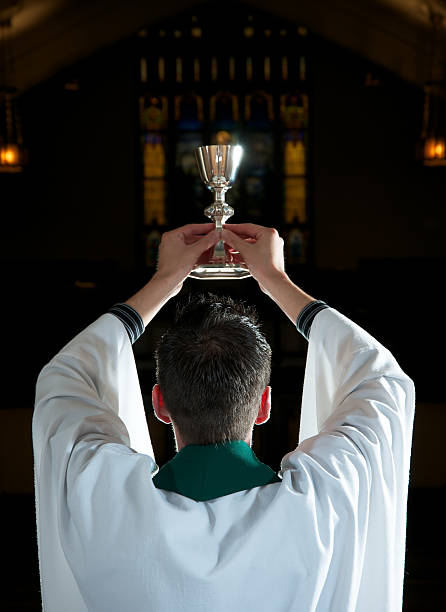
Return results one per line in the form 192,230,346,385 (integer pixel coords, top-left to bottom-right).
108,303,145,344
296,300,329,340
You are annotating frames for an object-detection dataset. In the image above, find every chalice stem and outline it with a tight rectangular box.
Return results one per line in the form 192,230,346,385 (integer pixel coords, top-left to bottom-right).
212,216,226,260
206,188,233,261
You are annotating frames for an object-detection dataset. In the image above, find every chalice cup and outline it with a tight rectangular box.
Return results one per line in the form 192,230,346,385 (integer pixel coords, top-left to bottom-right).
189,144,251,280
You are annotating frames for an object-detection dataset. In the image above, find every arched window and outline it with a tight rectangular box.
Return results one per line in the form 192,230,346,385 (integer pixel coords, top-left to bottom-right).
137,5,311,270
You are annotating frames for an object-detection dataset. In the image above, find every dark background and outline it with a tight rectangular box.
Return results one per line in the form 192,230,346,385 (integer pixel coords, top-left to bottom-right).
0,1,445,610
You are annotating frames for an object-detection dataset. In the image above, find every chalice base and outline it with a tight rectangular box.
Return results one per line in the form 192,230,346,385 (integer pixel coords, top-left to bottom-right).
188,239,251,280
189,263,251,280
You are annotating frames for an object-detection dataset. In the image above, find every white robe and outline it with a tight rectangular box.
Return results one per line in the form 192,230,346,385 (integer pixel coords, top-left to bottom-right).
32,307,415,611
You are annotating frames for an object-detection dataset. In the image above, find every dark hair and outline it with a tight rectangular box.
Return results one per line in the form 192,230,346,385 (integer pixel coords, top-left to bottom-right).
154,293,272,446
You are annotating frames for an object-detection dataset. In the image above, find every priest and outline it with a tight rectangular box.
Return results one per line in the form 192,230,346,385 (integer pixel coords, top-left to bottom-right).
33,222,415,611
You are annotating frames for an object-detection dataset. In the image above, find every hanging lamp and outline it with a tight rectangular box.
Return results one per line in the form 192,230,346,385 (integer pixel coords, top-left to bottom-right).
420,6,446,166
0,9,25,173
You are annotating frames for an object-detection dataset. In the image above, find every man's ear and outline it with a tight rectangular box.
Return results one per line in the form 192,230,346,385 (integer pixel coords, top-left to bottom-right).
255,386,271,425
152,383,172,424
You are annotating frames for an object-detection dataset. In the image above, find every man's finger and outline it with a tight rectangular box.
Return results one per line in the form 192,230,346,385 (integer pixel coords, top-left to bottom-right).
179,223,216,236
221,228,248,253
191,229,220,254
222,223,264,238
226,234,256,241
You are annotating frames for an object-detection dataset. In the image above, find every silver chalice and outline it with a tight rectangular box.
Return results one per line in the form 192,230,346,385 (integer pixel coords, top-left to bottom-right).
189,144,251,280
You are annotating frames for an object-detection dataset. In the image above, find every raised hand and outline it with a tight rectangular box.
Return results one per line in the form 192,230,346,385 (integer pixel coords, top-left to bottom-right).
155,223,219,291
221,223,287,292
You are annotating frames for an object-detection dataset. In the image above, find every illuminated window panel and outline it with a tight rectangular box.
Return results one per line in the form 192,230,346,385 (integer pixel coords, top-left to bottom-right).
145,225,162,269
244,176,265,220
283,133,305,176
174,92,204,130
175,132,203,174
174,133,206,220
284,177,306,224
286,224,306,264
140,94,168,131
144,179,166,225
280,93,309,129
144,134,166,178
210,91,240,130
244,91,274,127
244,132,274,176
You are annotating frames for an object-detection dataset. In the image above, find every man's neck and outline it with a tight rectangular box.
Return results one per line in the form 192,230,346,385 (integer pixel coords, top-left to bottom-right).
173,424,252,452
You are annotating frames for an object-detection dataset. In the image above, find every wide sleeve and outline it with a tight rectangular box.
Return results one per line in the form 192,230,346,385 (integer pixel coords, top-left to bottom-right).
32,313,155,612
296,307,414,450
280,307,416,611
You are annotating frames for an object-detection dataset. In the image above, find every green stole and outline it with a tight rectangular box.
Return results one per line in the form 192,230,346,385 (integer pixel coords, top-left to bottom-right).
152,440,281,502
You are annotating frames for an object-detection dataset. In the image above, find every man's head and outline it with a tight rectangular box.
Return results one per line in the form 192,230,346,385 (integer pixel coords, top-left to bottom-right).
153,293,272,448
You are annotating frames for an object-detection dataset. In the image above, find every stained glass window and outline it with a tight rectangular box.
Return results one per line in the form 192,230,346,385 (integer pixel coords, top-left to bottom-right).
137,7,311,269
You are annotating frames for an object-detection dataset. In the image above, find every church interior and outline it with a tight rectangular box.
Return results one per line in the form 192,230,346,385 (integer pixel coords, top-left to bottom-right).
0,0,445,609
